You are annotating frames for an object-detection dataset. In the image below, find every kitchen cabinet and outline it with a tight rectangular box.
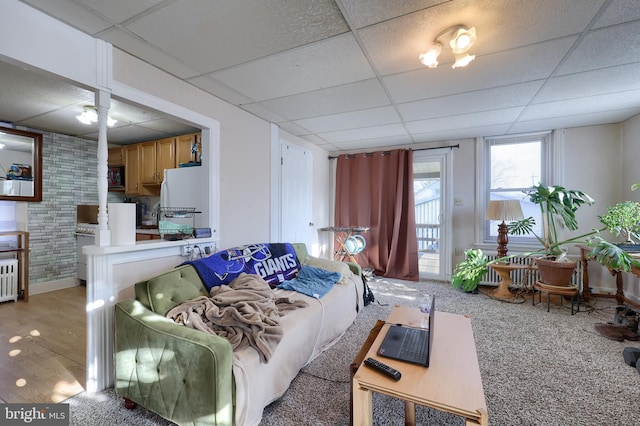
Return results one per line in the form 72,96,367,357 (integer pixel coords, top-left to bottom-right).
124,144,141,195
140,137,175,185
136,233,160,241
176,133,201,166
108,147,124,166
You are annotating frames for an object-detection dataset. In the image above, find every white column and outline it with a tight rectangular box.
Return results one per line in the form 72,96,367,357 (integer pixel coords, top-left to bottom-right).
95,91,111,247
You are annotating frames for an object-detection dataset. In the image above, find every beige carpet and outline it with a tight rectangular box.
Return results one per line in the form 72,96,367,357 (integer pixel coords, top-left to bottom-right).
65,277,640,425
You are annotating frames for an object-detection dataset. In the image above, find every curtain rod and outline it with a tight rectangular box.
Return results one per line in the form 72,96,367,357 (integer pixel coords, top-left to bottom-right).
327,144,459,159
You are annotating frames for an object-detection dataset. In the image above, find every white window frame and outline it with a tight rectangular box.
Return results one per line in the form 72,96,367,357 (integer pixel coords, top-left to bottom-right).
475,131,563,252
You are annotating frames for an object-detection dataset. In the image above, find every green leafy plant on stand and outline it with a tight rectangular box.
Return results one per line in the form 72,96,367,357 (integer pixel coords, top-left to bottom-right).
599,201,640,244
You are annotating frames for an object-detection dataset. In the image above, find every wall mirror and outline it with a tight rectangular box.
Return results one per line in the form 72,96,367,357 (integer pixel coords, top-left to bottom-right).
0,126,42,202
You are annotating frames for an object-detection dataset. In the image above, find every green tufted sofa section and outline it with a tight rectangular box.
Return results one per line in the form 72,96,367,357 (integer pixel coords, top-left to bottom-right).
114,243,362,425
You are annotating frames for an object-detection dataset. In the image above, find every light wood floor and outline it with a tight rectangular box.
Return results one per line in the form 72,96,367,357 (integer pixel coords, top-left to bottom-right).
0,286,86,403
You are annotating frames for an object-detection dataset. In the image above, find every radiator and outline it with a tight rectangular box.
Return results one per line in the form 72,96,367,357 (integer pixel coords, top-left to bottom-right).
0,259,18,303
482,255,583,289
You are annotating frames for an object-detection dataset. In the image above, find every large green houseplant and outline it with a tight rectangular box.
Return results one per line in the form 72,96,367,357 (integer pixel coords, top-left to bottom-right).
452,183,640,292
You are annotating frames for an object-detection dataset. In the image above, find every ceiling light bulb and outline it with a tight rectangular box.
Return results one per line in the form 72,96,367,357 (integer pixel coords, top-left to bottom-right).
76,106,116,127
450,27,477,54
452,53,476,68
419,43,442,68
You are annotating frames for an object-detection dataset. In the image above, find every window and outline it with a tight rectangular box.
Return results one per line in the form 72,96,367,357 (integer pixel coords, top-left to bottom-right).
483,133,552,244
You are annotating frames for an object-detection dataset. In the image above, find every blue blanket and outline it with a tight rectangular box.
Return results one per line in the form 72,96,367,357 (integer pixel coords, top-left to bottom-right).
278,265,341,299
184,243,300,291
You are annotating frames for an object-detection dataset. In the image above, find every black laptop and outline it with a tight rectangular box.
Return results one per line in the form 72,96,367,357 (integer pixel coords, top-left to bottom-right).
377,295,435,367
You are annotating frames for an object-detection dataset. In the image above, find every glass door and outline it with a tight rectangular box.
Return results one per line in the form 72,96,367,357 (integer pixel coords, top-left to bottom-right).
413,150,450,280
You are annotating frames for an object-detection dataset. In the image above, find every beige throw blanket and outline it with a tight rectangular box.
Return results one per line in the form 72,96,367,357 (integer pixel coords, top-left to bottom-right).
166,273,307,363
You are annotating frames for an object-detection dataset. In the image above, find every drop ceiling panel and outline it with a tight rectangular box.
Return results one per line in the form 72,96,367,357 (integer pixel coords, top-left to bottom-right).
397,81,543,122
384,36,575,104
592,0,640,28
557,20,640,75
277,121,312,138
521,90,640,121
406,107,523,134
239,103,288,125
209,34,375,102
188,75,253,106
534,62,640,104
71,0,165,25
256,79,391,121
88,125,177,144
124,0,348,74
103,29,201,79
21,0,114,34
317,123,408,144
330,134,414,151
18,107,98,137
294,106,400,134
340,0,448,29
412,124,511,143
509,108,640,134
0,62,95,122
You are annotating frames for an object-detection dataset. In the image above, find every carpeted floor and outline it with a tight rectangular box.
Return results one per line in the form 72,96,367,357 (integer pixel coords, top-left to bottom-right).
64,277,640,425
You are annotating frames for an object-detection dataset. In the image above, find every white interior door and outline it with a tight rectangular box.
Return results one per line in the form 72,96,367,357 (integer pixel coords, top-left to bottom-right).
280,141,313,246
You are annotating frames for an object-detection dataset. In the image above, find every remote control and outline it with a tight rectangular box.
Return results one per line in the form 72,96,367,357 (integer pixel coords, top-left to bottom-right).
363,357,401,381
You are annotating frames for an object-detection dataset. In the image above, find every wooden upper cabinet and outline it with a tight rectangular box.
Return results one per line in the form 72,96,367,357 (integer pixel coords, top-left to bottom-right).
140,138,176,185
124,144,141,195
140,141,158,185
156,137,176,179
108,147,124,166
176,133,201,166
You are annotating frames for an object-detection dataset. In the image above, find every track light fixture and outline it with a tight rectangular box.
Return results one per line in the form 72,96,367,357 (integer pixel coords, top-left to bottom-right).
419,25,477,69
76,105,117,127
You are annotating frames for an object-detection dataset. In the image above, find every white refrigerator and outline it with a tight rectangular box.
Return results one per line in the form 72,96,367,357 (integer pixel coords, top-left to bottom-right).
160,167,208,229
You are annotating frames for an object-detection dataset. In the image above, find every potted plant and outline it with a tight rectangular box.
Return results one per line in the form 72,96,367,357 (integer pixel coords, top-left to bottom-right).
452,183,640,292
598,201,640,251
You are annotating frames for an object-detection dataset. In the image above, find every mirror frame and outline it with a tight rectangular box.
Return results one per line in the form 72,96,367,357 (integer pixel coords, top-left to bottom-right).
0,126,43,202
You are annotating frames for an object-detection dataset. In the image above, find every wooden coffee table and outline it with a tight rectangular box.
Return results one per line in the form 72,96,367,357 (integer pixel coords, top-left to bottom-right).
352,306,488,425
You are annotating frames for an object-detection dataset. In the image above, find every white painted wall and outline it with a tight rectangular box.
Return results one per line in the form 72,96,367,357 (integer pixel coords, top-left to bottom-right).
563,124,621,247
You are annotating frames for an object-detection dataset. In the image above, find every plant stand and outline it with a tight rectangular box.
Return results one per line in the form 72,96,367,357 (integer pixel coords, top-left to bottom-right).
488,263,532,300
532,281,580,314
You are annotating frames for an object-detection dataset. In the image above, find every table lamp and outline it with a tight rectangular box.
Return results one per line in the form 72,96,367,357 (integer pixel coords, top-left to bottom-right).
485,200,524,259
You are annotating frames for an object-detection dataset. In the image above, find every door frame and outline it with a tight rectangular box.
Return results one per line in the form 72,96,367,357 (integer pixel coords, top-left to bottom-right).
413,148,452,281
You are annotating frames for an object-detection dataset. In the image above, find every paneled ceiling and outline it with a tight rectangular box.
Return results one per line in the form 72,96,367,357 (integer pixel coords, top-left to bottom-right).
8,0,640,151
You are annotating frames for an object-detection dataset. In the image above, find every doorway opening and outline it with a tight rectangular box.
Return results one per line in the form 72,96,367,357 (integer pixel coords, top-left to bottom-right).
413,150,451,280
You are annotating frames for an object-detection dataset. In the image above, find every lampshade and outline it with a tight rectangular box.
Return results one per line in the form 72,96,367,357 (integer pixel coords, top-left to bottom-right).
418,43,442,68
450,27,477,54
452,53,476,69
485,200,524,222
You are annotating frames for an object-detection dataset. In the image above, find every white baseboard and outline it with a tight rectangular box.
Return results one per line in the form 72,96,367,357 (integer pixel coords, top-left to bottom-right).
589,286,618,296
29,277,79,295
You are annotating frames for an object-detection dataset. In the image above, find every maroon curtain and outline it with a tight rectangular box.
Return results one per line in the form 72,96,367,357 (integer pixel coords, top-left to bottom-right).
335,149,418,281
